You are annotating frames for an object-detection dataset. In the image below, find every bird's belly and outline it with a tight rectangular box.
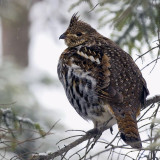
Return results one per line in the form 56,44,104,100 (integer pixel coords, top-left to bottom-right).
59,66,116,128
66,85,116,128
90,104,117,128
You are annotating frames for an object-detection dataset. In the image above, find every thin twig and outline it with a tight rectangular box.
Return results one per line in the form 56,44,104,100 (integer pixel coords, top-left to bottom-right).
141,57,160,71
88,3,99,13
135,45,160,62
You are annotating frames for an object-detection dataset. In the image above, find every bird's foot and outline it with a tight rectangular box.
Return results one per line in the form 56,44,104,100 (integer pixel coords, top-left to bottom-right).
87,128,102,138
110,127,113,134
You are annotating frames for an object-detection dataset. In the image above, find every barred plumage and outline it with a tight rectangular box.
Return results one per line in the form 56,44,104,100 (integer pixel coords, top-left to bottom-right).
58,13,149,148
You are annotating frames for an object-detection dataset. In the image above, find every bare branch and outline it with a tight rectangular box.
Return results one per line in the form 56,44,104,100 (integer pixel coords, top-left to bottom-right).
145,95,160,108
88,3,99,13
31,95,160,160
31,118,113,160
135,44,160,62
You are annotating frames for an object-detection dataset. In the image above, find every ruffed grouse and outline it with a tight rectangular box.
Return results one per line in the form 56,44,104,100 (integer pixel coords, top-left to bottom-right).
58,13,149,148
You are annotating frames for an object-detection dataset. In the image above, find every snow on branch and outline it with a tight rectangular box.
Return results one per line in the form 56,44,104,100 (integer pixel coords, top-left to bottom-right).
0,107,45,137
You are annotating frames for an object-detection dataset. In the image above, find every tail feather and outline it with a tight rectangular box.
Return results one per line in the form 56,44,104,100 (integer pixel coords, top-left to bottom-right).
116,111,142,149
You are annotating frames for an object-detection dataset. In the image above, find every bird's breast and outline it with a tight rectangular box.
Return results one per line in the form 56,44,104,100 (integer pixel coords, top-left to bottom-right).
58,59,97,115
57,57,114,125
57,46,119,128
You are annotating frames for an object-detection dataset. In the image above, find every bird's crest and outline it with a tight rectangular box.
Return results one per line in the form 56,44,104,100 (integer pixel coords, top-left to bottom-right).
69,13,79,27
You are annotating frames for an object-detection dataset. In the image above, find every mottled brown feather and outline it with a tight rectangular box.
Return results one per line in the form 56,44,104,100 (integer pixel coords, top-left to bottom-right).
58,14,149,149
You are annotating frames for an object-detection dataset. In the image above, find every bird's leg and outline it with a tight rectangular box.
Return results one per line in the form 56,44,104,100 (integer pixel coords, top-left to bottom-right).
87,128,100,136
87,122,102,138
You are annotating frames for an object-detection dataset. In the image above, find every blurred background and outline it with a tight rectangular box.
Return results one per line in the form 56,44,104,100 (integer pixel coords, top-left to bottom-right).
0,0,160,159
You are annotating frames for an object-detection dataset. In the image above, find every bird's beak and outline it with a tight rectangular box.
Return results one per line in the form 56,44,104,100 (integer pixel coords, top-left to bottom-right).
59,33,66,40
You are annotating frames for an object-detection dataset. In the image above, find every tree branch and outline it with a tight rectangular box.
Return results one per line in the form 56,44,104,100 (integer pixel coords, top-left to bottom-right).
145,95,160,108
31,95,160,160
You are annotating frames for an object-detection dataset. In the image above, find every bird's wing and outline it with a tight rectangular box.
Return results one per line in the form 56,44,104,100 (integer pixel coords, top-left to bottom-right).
126,54,149,105
73,45,124,104
92,43,149,108
94,52,124,104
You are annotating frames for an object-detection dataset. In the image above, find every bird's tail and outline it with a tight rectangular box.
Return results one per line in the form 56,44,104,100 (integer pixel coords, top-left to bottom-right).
116,111,142,149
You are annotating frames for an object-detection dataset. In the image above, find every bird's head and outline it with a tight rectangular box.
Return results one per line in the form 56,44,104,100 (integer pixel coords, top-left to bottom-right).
59,13,97,47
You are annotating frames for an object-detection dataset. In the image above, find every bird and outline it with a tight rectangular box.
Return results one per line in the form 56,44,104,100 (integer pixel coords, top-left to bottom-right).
57,13,149,148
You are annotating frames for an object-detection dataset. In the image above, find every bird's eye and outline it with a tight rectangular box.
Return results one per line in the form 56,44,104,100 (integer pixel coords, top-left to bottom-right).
76,32,82,36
